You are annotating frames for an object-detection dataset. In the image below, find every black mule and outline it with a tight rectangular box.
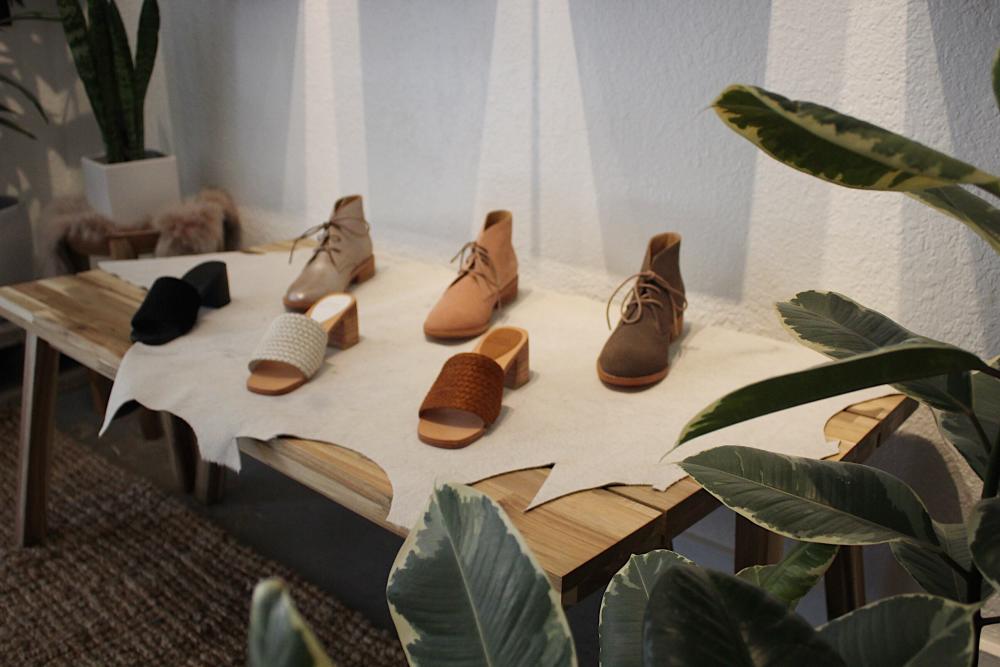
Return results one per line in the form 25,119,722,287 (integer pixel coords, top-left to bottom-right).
130,261,231,345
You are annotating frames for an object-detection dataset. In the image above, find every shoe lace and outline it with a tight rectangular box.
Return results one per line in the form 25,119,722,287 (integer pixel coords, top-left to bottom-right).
289,215,370,269
451,241,502,310
605,270,687,331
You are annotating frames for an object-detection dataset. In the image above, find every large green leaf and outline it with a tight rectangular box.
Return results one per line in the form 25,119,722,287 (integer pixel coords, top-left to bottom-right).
968,497,1000,592
677,343,986,446
713,84,1000,192
57,0,107,137
936,362,1000,481
909,186,1000,257
714,84,1000,253
777,290,971,412
247,578,334,667
993,47,1000,117
737,541,838,609
681,446,940,548
643,565,844,666
85,0,125,162
890,538,968,601
106,0,139,159
386,484,576,667
131,0,158,149
599,550,692,667
818,594,978,667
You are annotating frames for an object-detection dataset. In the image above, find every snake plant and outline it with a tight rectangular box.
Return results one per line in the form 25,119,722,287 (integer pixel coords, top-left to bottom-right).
56,0,159,163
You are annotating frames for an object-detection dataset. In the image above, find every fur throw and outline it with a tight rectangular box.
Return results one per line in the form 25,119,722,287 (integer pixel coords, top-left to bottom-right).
37,189,241,276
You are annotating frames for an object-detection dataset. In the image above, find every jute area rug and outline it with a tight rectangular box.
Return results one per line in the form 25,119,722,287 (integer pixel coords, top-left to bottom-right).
0,406,405,666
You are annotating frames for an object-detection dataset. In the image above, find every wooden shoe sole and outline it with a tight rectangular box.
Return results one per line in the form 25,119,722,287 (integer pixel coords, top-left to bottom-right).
596,361,670,389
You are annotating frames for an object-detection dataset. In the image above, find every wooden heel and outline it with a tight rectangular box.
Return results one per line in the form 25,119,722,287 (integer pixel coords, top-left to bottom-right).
504,340,530,389
498,276,518,307
329,303,360,349
352,255,376,284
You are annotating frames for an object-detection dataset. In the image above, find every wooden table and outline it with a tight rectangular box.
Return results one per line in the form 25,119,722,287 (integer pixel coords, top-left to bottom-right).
0,249,916,614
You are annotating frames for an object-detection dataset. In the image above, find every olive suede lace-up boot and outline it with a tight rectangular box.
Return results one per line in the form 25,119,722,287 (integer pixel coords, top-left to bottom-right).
597,233,686,388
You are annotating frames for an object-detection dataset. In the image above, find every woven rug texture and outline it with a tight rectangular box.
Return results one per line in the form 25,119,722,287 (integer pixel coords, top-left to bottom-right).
0,407,405,666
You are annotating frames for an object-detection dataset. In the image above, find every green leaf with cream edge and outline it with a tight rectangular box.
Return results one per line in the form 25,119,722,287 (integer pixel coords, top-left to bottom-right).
643,564,845,667
737,541,839,608
968,497,1000,592
776,291,972,412
385,483,576,667
247,578,334,667
675,343,989,447
817,594,978,667
680,446,940,548
599,550,693,667
713,84,1000,253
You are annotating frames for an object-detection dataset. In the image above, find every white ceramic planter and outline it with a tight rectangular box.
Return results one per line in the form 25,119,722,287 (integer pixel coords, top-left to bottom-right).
0,197,34,285
82,152,181,226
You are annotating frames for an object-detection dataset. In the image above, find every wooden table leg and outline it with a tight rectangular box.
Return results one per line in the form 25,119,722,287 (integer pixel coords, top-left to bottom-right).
825,545,865,619
16,335,60,547
734,514,783,572
195,461,226,505
163,414,198,494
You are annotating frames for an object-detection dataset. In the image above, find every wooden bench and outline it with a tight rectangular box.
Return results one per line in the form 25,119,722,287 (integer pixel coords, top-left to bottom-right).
0,250,916,614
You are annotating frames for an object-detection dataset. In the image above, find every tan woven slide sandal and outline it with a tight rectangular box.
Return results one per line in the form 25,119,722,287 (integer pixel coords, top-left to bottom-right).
247,293,359,396
418,326,529,448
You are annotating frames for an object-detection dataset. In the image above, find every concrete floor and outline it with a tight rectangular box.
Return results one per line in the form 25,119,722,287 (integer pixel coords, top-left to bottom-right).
0,344,856,666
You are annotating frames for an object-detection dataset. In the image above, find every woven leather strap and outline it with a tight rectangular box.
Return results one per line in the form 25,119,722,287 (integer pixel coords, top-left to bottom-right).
248,313,328,379
419,353,505,425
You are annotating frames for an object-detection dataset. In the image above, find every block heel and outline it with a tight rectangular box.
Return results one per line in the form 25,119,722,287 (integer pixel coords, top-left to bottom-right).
328,301,360,349
504,338,530,389
351,255,376,285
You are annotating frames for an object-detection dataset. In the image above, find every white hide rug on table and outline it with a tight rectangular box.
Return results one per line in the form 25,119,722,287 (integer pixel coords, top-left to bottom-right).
100,250,890,530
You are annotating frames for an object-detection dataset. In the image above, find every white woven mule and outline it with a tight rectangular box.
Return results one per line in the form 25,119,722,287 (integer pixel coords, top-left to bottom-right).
247,293,359,395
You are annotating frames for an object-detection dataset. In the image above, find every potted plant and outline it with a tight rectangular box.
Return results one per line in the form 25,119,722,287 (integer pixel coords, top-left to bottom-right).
57,0,178,226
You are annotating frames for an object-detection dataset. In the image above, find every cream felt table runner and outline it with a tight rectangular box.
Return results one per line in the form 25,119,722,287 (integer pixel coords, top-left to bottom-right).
100,250,889,530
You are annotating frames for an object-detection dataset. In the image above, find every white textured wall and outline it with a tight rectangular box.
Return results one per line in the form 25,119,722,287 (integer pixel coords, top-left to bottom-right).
7,0,1000,603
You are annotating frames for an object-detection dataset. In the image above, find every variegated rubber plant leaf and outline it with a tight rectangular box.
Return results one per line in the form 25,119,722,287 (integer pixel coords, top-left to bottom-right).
713,83,1000,254
643,564,844,666
599,549,693,667
247,578,334,667
818,594,978,667
776,291,972,413
680,446,940,548
386,484,576,667
737,541,838,609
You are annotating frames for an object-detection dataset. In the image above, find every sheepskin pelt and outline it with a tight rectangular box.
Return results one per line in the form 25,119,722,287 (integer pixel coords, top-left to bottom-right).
36,189,241,276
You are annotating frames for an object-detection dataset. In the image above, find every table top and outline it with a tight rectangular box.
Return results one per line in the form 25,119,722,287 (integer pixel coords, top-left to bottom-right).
0,245,916,605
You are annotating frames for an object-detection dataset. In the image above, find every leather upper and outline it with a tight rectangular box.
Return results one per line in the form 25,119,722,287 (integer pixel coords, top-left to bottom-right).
598,233,685,380
423,210,518,337
284,195,373,311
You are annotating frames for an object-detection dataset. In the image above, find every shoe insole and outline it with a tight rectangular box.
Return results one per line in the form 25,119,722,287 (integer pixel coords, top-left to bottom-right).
418,327,528,448
247,294,354,395
308,293,353,327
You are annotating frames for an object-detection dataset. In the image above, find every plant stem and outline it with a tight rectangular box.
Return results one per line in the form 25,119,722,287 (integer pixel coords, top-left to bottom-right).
983,421,1000,499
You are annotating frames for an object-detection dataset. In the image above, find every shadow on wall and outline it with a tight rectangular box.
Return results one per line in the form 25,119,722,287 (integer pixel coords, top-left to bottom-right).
358,0,497,241
0,12,101,228
900,0,1000,353
569,1,771,300
158,1,304,214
